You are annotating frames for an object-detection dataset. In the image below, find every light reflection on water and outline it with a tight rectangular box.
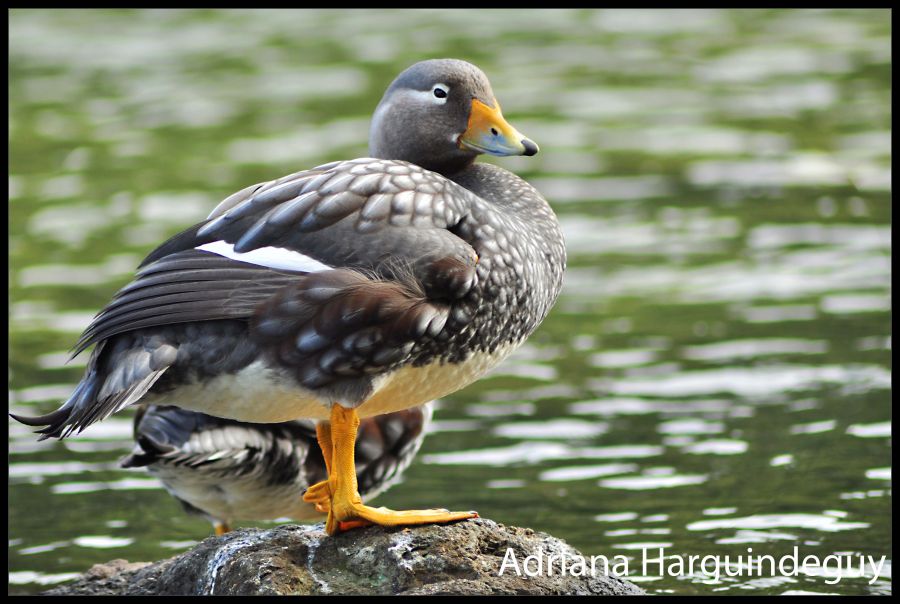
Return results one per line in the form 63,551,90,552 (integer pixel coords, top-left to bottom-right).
9,8,891,597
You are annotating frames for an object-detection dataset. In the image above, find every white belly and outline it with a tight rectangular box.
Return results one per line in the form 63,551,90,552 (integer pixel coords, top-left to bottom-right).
357,344,517,418
151,466,320,523
144,360,333,422
146,344,518,422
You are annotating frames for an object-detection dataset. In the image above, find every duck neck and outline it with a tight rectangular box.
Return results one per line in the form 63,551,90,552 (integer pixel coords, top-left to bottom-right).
447,162,539,215
426,155,478,177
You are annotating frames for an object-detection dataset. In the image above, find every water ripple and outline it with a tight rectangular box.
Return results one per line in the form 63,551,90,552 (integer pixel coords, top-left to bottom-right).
687,513,870,533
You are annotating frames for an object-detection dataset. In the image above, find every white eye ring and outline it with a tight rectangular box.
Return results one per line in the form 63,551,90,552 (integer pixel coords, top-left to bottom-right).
431,84,449,104
407,84,450,105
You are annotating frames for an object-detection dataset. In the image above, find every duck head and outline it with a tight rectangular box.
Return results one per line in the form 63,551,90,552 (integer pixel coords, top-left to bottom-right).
369,58,538,175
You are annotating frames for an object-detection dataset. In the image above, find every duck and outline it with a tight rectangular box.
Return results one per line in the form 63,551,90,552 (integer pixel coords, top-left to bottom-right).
12,58,567,535
120,403,432,536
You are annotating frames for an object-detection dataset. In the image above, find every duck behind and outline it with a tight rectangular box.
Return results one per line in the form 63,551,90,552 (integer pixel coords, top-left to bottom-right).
121,404,432,535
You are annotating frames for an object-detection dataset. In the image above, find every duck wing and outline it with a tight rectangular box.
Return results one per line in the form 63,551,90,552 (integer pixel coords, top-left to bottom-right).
142,157,481,291
121,405,316,484
15,160,484,438
76,157,484,363
70,251,304,356
354,404,432,499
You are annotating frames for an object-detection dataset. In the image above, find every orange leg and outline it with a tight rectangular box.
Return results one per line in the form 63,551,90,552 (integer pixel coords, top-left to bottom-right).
213,521,231,536
303,422,334,514
321,404,478,536
303,421,372,531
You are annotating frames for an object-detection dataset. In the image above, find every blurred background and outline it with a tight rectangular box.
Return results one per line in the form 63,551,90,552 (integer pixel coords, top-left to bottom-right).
8,9,891,595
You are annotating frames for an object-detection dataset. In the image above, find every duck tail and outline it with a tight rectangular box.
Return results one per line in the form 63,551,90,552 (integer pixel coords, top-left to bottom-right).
120,433,173,468
11,339,176,440
9,374,101,440
120,405,188,468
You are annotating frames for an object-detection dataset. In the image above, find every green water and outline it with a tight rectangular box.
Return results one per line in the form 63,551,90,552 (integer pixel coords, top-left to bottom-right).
8,9,891,595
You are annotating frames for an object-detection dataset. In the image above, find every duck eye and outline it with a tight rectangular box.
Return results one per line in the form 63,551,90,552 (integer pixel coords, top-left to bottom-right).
433,87,448,99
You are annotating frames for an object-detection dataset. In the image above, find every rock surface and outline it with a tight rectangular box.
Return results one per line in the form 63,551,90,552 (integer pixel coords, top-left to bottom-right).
42,518,644,596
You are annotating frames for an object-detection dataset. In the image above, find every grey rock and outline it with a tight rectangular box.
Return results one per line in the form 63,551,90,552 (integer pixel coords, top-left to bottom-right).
42,518,644,596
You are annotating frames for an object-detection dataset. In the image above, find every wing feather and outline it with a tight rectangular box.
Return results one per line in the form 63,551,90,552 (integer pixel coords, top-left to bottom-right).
72,251,305,356
121,405,318,480
141,159,480,295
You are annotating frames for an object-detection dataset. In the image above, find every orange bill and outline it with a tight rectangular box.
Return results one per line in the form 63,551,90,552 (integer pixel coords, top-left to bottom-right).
459,98,538,157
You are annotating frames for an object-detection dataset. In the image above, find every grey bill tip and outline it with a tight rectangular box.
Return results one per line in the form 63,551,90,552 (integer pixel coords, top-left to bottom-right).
521,138,539,156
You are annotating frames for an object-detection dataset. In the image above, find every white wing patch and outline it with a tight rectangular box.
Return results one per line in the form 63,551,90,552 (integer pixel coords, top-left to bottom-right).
196,240,331,273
